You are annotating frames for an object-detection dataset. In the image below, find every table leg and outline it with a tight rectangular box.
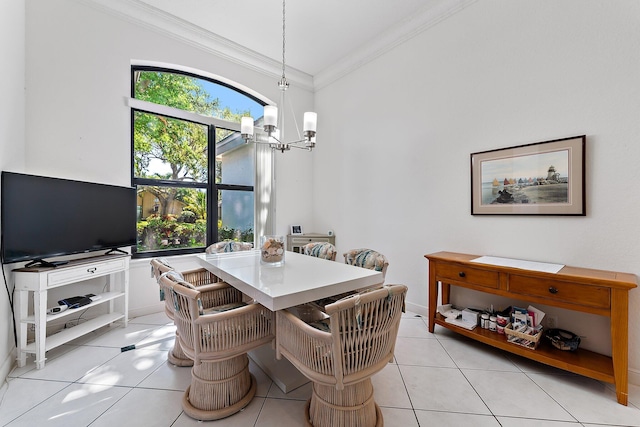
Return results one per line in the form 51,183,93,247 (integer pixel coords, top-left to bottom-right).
15,290,28,367
34,290,48,369
249,344,309,393
428,263,438,333
611,288,629,405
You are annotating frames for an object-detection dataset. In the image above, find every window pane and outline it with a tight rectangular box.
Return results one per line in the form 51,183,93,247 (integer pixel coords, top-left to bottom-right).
134,70,262,123
136,185,207,253
203,80,262,123
134,111,208,183
216,134,255,186
218,189,254,243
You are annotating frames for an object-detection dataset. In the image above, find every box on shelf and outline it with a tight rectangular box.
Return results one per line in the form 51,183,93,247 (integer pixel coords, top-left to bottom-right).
461,308,480,325
505,323,543,349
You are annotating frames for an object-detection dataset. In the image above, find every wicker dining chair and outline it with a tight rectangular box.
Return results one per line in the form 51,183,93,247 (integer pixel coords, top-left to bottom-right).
150,258,227,367
343,248,389,282
276,284,407,427
302,241,337,261
160,273,275,421
205,241,254,254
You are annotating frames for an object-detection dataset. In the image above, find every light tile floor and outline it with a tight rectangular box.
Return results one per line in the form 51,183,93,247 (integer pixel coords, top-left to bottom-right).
2,311,639,426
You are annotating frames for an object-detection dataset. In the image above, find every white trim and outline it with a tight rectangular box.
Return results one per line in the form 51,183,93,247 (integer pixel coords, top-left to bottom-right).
79,0,475,92
630,367,640,387
405,301,428,318
128,304,164,320
78,0,314,91
314,0,478,89
0,348,16,385
127,97,241,131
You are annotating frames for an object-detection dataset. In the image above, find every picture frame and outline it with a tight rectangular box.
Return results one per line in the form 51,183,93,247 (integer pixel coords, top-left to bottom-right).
471,135,585,215
290,225,303,235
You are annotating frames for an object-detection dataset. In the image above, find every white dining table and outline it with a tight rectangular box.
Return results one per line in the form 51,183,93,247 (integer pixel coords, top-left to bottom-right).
195,250,383,311
195,249,384,392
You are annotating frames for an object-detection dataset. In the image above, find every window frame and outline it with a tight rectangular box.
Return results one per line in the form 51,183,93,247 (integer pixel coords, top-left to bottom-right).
130,66,262,259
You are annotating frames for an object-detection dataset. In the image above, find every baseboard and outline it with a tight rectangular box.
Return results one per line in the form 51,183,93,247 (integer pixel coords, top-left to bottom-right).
128,303,164,320
629,367,640,386
405,301,428,318
0,346,16,385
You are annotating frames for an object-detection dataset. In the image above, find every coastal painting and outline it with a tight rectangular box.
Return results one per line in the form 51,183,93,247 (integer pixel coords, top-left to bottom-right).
471,136,585,215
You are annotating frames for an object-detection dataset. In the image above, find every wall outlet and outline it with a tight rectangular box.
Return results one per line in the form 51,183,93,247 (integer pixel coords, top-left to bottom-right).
546,315,558,329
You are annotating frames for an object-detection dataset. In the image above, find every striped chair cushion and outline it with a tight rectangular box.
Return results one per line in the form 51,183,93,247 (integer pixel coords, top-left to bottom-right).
302,242,337,260
343,248,388,272
206,241,253,253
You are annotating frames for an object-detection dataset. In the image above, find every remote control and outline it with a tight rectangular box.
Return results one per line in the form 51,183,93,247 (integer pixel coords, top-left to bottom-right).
47,305,68,315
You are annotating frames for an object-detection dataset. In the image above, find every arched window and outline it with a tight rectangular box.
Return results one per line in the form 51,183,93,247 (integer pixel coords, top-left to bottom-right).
130,65,266,257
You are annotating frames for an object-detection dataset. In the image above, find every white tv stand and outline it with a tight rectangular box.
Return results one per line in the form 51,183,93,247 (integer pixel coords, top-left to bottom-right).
14,253,129,369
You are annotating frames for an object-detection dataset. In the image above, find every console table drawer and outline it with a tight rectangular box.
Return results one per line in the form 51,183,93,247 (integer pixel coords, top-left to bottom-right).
508,275,610,309
290,237,331,244
436,263,499,289
48,258,127,287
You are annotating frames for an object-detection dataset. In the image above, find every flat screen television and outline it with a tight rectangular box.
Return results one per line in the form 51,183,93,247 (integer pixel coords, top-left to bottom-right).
1,171,136,267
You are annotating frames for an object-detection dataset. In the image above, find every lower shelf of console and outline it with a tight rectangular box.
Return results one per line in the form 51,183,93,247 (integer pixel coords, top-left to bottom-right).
434,314,614,384
22,312,125,355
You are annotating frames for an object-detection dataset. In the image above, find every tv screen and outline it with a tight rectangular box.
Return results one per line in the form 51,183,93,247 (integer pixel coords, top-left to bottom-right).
1,172,136,266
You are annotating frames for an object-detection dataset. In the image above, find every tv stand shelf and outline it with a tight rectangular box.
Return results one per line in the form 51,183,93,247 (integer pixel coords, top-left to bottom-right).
425,251,637,406
14,254,129,369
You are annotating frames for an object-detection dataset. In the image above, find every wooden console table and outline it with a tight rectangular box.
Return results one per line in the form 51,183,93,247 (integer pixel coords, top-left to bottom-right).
425,251,637,405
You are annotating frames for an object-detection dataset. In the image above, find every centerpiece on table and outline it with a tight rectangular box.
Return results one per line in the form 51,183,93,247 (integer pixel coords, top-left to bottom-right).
260,235,285,266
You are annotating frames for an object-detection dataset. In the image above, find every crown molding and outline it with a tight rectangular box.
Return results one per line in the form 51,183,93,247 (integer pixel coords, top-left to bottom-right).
77,0,475,93
76,0,314,91
313,0,478,90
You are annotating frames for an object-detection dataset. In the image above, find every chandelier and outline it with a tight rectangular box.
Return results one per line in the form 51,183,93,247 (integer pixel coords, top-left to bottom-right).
240,0,317,152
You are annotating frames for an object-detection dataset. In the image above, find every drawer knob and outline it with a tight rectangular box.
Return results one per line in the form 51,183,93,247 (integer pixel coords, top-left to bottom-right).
87,267,97,274
458,272,466,278
548,286,558,294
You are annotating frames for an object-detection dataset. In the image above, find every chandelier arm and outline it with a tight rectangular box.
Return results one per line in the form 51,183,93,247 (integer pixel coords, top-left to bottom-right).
288,97,302,140
288,144,313,151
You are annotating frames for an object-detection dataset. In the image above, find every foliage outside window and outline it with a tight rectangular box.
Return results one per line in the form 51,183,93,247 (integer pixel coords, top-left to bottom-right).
132,68,262,257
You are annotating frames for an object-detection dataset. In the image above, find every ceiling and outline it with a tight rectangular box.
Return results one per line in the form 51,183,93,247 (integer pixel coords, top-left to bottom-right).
85,0,475,88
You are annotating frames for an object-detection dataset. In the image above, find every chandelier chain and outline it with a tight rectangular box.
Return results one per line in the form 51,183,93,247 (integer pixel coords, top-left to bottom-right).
281,0,286,81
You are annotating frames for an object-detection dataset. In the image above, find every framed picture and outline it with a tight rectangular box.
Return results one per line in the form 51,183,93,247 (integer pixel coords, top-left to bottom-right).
471,135,585,215
290,225,303,235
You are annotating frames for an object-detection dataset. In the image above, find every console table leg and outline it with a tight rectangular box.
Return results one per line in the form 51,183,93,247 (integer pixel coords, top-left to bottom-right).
34,290,48,369
611,289,629,405
428,269,438,333
15,290,28,367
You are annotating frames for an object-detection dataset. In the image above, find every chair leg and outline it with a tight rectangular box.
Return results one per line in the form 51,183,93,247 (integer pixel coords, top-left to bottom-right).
167,332,193,367
182,354,256,421
306,379,382,427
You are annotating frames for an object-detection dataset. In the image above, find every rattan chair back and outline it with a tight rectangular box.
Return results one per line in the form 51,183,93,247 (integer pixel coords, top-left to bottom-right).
277,284,406,390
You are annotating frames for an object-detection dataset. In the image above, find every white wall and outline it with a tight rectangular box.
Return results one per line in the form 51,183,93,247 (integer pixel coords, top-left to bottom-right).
0,0,26,383
4,0,640,386
314,0,640,376
1,0,315,362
